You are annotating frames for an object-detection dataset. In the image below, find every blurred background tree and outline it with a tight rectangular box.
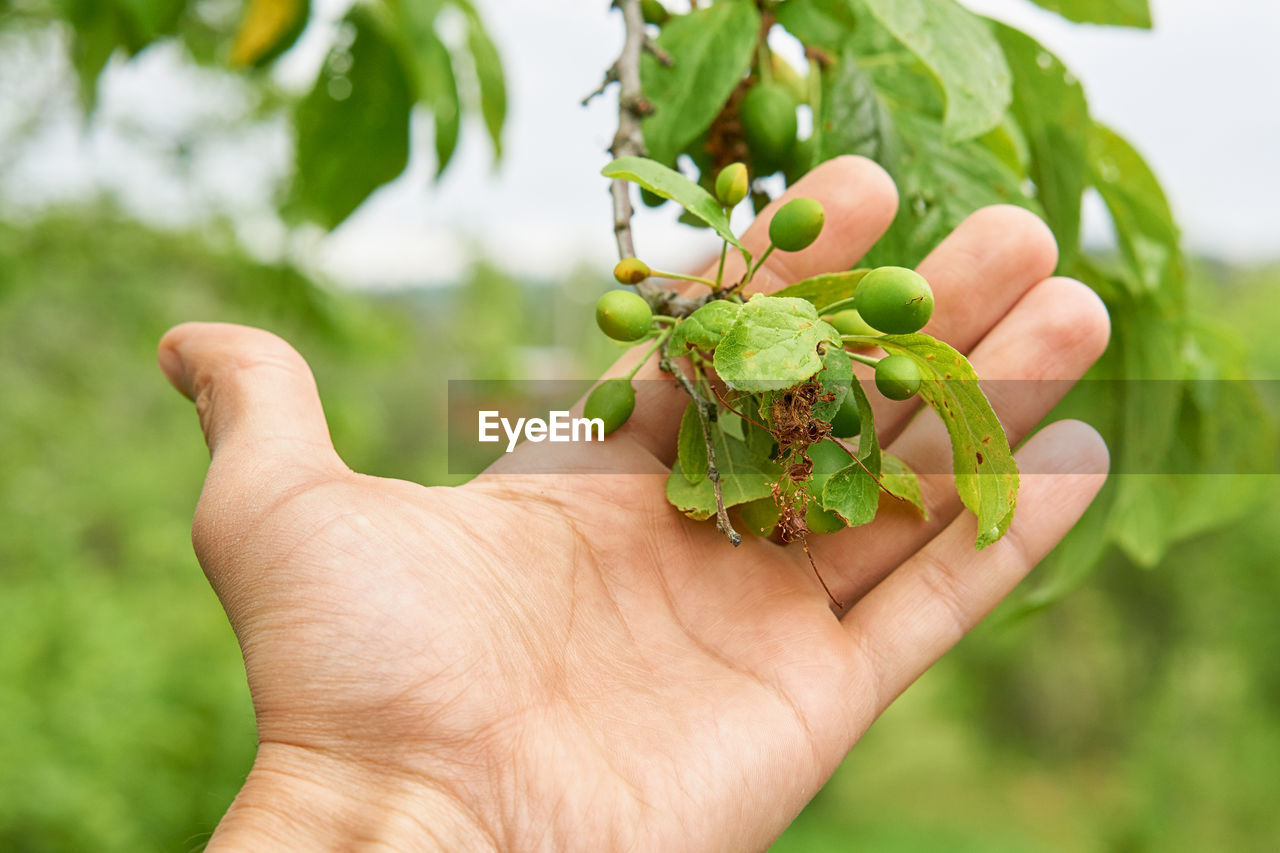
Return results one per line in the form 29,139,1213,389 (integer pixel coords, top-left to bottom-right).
0,1,1276,850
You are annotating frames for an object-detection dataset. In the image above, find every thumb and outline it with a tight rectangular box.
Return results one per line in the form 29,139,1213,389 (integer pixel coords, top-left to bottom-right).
158,322,349,614
158,322,344,470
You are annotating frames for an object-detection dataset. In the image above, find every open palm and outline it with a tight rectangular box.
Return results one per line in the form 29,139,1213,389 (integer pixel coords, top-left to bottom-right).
161,157,1110,852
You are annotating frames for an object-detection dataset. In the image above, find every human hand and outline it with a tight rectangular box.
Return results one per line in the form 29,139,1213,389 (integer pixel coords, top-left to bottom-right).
159,156,1110,852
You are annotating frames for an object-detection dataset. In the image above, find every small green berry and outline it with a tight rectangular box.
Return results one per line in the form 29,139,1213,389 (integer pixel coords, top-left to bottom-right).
584,378,636,435
769,197,825,252
715,162,749,207
875,355,923,401
739,83,799,173
613,257,651,285
853,266,935,334
595,290,653,342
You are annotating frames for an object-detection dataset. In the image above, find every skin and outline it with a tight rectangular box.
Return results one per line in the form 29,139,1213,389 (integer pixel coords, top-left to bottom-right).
159,156,1111,851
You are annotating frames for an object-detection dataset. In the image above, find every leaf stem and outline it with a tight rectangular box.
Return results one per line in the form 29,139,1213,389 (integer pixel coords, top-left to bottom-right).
746,244,776,284
649,268,718,288
714,240,729,291
844,350,881,368
625,326,673,381
820,296,858,315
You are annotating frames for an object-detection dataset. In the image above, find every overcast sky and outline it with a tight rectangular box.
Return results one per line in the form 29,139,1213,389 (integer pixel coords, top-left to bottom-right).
4,0,1277,287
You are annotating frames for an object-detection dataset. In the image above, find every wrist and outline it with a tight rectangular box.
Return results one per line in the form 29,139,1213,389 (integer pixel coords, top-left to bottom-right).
207,742,498,852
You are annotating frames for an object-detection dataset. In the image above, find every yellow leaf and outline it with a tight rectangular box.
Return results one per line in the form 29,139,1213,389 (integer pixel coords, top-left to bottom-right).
230,0,308,68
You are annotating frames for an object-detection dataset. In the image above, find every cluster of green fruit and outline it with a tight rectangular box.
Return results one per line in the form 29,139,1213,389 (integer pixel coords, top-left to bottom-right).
588,162,936,437
589,155,1016,556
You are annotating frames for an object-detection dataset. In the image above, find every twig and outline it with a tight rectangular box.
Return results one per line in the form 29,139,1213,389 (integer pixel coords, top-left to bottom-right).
581,66,618,106
801,536,843,608
589,2,717,319
606,0,660,302
661,352,742,546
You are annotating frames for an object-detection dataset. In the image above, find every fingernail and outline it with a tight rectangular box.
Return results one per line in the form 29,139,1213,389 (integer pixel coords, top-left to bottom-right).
157,341,193,400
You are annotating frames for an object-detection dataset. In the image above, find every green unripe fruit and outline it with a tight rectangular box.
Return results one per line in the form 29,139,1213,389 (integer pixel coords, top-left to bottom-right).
769,197,825,252
739,498,780,537
739,82,798,172
875,355,923,401
613,257,651,285
784,134,815,185
805,504,846,535
770,54,809,106
809,438,851,476
853,266,935,334
825,309,879,339
584,379,636,435
829,393,861,438
715,162,749,207
596,290,653,342
640,0,669,25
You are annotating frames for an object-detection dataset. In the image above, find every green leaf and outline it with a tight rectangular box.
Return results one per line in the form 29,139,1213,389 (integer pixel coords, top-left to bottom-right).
640,0,760,166
870,333,1018,549
676,401,708,484
1090,123,1183,303
453,0,507,160
114,0,184,45
862,112,1039,269
424,34,462,176
994,24,1089,267
62,2,123,111
977,114,1031,176
761,343,852,426
389,2,461,176
859,0,1011,142
666,422,782,519
290,7,414,228
713,296,842,392
602,157,746,253
230,0,310,68
1106,297,1182,565
771,269,869,312
809,438,856,491
775,0,858,51
881,453,928,518
811,346,852,421
821,380,882,527
1025,0,1151,28
816,44,899,169
667,300,742,353
823,465,877,528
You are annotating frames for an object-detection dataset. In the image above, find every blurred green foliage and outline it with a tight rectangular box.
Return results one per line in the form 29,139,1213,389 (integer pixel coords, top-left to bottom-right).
0,210,1276,850
3,0,506,227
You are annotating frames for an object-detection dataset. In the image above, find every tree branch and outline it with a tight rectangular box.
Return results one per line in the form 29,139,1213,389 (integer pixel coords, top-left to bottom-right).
607,0,662,304
661,353,742,546
591,2,712,319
